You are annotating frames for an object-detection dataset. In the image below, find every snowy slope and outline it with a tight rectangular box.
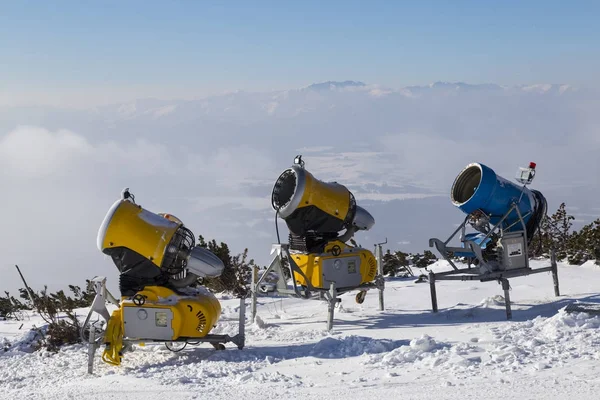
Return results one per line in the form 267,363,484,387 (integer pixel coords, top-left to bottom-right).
2,259,600,400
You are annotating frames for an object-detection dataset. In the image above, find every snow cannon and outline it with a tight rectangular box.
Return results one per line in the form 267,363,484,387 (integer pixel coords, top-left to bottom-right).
451,162,546,241
97,193,225,296
272,157,374,239
430,162,547,274
257,155,381,313
82,189,245,369
427,163,560,322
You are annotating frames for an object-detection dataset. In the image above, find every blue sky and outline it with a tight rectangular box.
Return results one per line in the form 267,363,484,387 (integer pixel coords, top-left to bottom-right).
1,0,599,104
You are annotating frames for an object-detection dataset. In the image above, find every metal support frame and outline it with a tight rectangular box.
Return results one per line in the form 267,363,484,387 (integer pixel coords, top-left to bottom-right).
428,203,560,320
500,278,512,320
85,277,246,374
374,239,387,312
430,203,533,271
325,282,338,331
251,243,385,330
551,249,560,297
429,271,438,313
87,326,96,374
428,262,559,320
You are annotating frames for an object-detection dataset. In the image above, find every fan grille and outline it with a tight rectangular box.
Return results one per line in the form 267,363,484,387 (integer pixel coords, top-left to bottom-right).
343,192,357,228
161,226,195,275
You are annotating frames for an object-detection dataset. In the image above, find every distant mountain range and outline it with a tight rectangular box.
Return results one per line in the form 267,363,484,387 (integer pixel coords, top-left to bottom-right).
304,80,367,91
72,81,576,124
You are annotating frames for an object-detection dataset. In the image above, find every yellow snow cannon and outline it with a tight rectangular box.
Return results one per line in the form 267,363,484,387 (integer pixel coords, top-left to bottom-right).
269,156,378,303
83,188,245,367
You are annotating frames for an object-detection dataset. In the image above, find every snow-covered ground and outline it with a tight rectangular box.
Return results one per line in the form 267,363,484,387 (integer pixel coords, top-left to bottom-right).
2,259,600,400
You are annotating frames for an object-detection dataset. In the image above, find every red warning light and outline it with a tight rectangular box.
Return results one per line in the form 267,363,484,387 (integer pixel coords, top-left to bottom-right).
529,162,537,169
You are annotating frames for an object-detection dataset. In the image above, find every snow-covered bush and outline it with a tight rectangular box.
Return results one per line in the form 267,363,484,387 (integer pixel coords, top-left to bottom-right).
382,249,436,277
530,203,599,265
22,284,93,351
0,292,28,320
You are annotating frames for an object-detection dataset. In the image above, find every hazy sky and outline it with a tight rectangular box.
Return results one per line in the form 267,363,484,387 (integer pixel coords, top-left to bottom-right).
1,1,599,106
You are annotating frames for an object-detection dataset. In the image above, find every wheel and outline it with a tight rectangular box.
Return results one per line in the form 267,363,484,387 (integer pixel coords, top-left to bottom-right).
165,341,187,352
132,294,146,306
211,343,226,351
331,245,342,256
355,291,367,304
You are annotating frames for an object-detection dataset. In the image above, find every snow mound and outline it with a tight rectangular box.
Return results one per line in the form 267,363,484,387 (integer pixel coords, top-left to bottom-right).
369,335,449,366
130,349,284,387
480,295,506,308
2,326,45,354
486,309,600,372
365,334,487,374
309,335,403,359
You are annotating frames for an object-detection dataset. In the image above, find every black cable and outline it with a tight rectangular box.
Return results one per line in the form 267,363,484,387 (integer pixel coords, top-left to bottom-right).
526,190,548,255
275,208,281,244
527,190,547,243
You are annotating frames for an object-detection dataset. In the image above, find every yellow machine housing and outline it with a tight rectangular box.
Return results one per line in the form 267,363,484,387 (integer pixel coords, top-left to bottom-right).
123,286,221,338
102,286,221,365
98,199,180,268
291,168,352,223
291,241,377,290
272,165,357,236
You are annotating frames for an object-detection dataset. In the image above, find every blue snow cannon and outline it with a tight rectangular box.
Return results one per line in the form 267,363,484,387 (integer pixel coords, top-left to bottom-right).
428,162,559,320
450,162,546,258
450,162,547,245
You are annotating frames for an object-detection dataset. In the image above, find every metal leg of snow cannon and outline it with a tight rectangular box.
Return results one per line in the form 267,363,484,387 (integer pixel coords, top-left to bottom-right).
87,327,97,374
429,271,438,313
375,240,386,312
251,265,258,324
326,282,338,331
83,276,117,374
500,278,512,320
222,296,246,350
551,249,560,297
236,296,246,350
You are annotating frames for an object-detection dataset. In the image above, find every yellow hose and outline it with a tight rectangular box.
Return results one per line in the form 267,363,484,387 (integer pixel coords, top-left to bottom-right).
101,309,124,366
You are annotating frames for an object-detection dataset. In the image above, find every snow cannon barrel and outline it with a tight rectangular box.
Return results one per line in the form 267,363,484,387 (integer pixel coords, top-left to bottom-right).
97,193,225,294
450,163,546,239
271,164,374,237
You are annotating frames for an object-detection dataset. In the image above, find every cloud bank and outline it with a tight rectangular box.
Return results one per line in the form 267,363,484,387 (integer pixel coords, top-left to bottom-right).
1,82,598,293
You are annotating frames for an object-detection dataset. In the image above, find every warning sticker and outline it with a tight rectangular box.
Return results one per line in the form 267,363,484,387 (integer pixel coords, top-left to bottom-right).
507,243,523,257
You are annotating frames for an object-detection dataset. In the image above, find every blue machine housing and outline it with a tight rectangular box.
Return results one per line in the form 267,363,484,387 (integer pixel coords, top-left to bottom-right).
451,163,538,230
